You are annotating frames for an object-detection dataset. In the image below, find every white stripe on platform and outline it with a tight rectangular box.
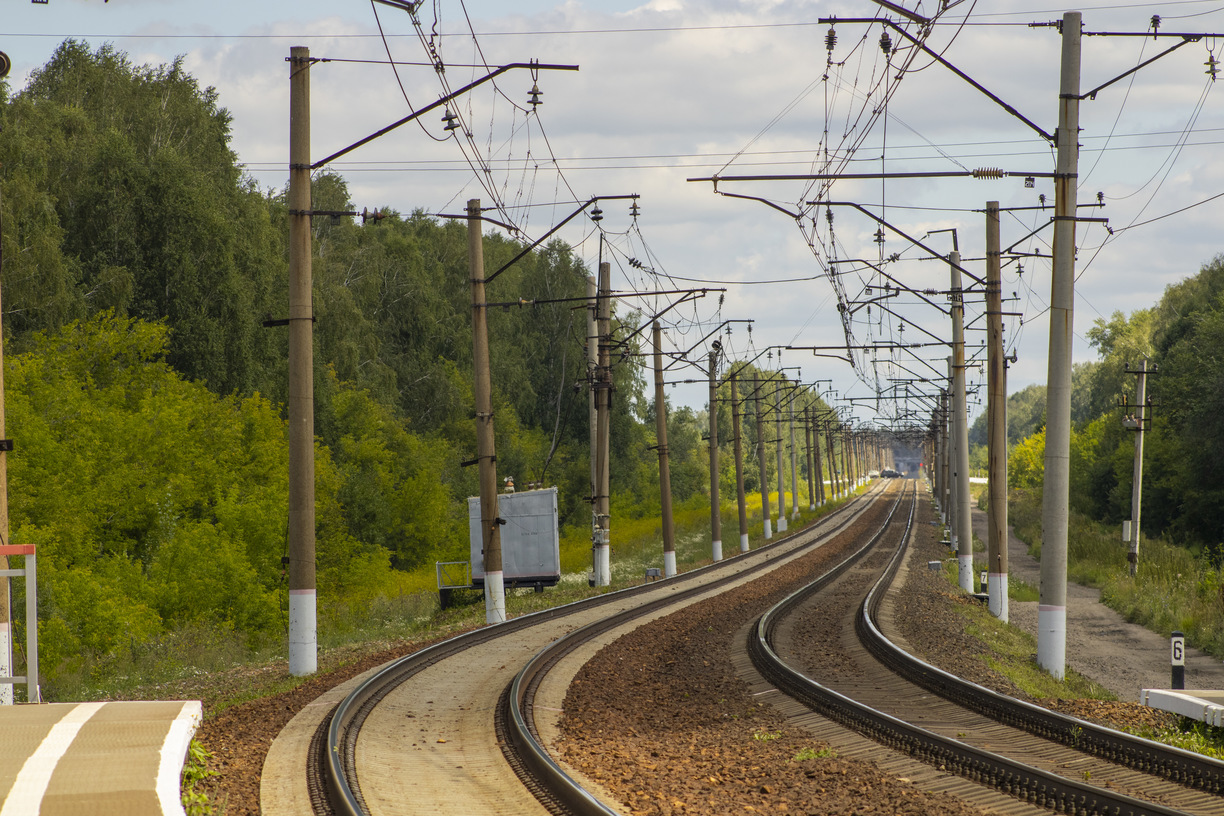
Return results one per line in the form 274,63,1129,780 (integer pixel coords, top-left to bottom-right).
0,701,105,816
157,701,203,816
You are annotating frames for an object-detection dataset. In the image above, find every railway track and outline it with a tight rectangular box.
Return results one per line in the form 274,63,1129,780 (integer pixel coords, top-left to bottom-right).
751,481,1224,816
308,477,1224,816
500,481,911,815
311,481,890,816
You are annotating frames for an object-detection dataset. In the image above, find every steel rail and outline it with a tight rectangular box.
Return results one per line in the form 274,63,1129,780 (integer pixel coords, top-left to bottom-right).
318,481,885,815
749,484,1218,816
500,482,903,815
858,500,1224,797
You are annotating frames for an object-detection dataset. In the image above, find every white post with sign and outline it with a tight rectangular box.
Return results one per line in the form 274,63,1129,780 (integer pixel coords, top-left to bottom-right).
1171,631,1185,690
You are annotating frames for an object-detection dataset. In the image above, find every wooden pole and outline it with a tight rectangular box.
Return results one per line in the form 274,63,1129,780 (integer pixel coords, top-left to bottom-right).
731,372,749,552
986,201,1009,620
469,200,505,623
287,46,317,677
708,350,722,561
754,372,772,540
653,322,676,577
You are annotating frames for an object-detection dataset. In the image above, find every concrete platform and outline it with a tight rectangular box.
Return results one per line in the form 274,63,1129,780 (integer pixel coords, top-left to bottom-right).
0,700,201,816
1140,689,1224,727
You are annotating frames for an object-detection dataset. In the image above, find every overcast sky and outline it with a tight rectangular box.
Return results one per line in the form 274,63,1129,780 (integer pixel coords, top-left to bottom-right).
7,0,1224,431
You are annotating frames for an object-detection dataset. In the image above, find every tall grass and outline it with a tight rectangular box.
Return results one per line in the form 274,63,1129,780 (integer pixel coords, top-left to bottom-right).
56,483,857,703
1009,488,1224,660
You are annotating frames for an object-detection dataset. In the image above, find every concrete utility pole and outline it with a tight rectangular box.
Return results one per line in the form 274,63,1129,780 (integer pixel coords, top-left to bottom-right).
0,188,10,704
825,420,840,500
986,201,1009,620
708,349,722,561
774,376,788,532
469,199,506,624
287,46,317,677
730,371,749,552
593,262,612,586
950,251,974,593
812,409,826,506
1039,10,1081,680
653,322,677,577
931,406,942,516
586,275,603,586
804,406,816,511
940,389,951,526
946,359,961,558
842,429,856,495
754,372,772,540
788,386,800,518
1125,359,1151,577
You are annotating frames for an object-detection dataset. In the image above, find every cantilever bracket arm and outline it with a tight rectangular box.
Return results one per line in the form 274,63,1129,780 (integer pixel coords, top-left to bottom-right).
1079,37,1198,100
819,201,986,287
313,61,579,169
710,190,803,221
819,17,1054,142
483,194,638,285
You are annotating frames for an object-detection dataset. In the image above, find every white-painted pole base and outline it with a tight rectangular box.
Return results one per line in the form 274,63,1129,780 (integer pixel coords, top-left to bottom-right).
0,622,11,705
663,551,677,578
989,572,1008,622
739,533,749,553
596,545,611,587
711,540,722,562
763,519,772,540
288,590,317,677
777,515,788,533
809,503,815,512
958,554,974,593
485,570,506,624
1037,605,1066,679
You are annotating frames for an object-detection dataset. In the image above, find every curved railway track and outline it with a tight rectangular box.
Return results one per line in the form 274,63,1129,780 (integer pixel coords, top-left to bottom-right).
307,477,1224,816
751,482,1224,816
312,481,891,816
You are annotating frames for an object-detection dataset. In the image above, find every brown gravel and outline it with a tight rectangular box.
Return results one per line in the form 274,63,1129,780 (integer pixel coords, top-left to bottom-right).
187,488,1172,815
192,629,475,815
557,490,990,816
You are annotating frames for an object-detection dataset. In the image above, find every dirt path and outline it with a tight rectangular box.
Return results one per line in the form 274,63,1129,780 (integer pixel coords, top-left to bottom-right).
971,506,1224,702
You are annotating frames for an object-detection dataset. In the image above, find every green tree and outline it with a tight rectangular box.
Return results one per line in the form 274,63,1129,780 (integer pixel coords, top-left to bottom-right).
2,40,285,393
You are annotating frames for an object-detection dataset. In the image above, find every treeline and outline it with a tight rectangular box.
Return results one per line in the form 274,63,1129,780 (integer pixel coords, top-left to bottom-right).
972,254,1224,551
0,42,831,685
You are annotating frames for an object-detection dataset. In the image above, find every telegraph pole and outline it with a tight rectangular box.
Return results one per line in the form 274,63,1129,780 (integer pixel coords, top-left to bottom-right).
986,201,1009,620
469,200,505,624
774,376,788,532
812,408,826,506
804,406,816,510
653,322,677,577
1125,359,1150,577
0,187,10,703
832,421,843,499
951,250,973,593
788,385,800,518
1039,11,1081,679
730,371,749,552
708,349,722,561
754,372,772,540
843,428,856,495
287,46,317,676
940,388,951,525
586,275,602,585
594,262,612,586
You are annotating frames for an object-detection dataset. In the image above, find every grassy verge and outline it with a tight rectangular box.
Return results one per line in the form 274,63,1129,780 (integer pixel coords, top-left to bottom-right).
54,483,859,711
1009,488,1224,660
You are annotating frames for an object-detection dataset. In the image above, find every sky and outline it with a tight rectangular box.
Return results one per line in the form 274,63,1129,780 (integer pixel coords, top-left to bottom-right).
6,0,1224,434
